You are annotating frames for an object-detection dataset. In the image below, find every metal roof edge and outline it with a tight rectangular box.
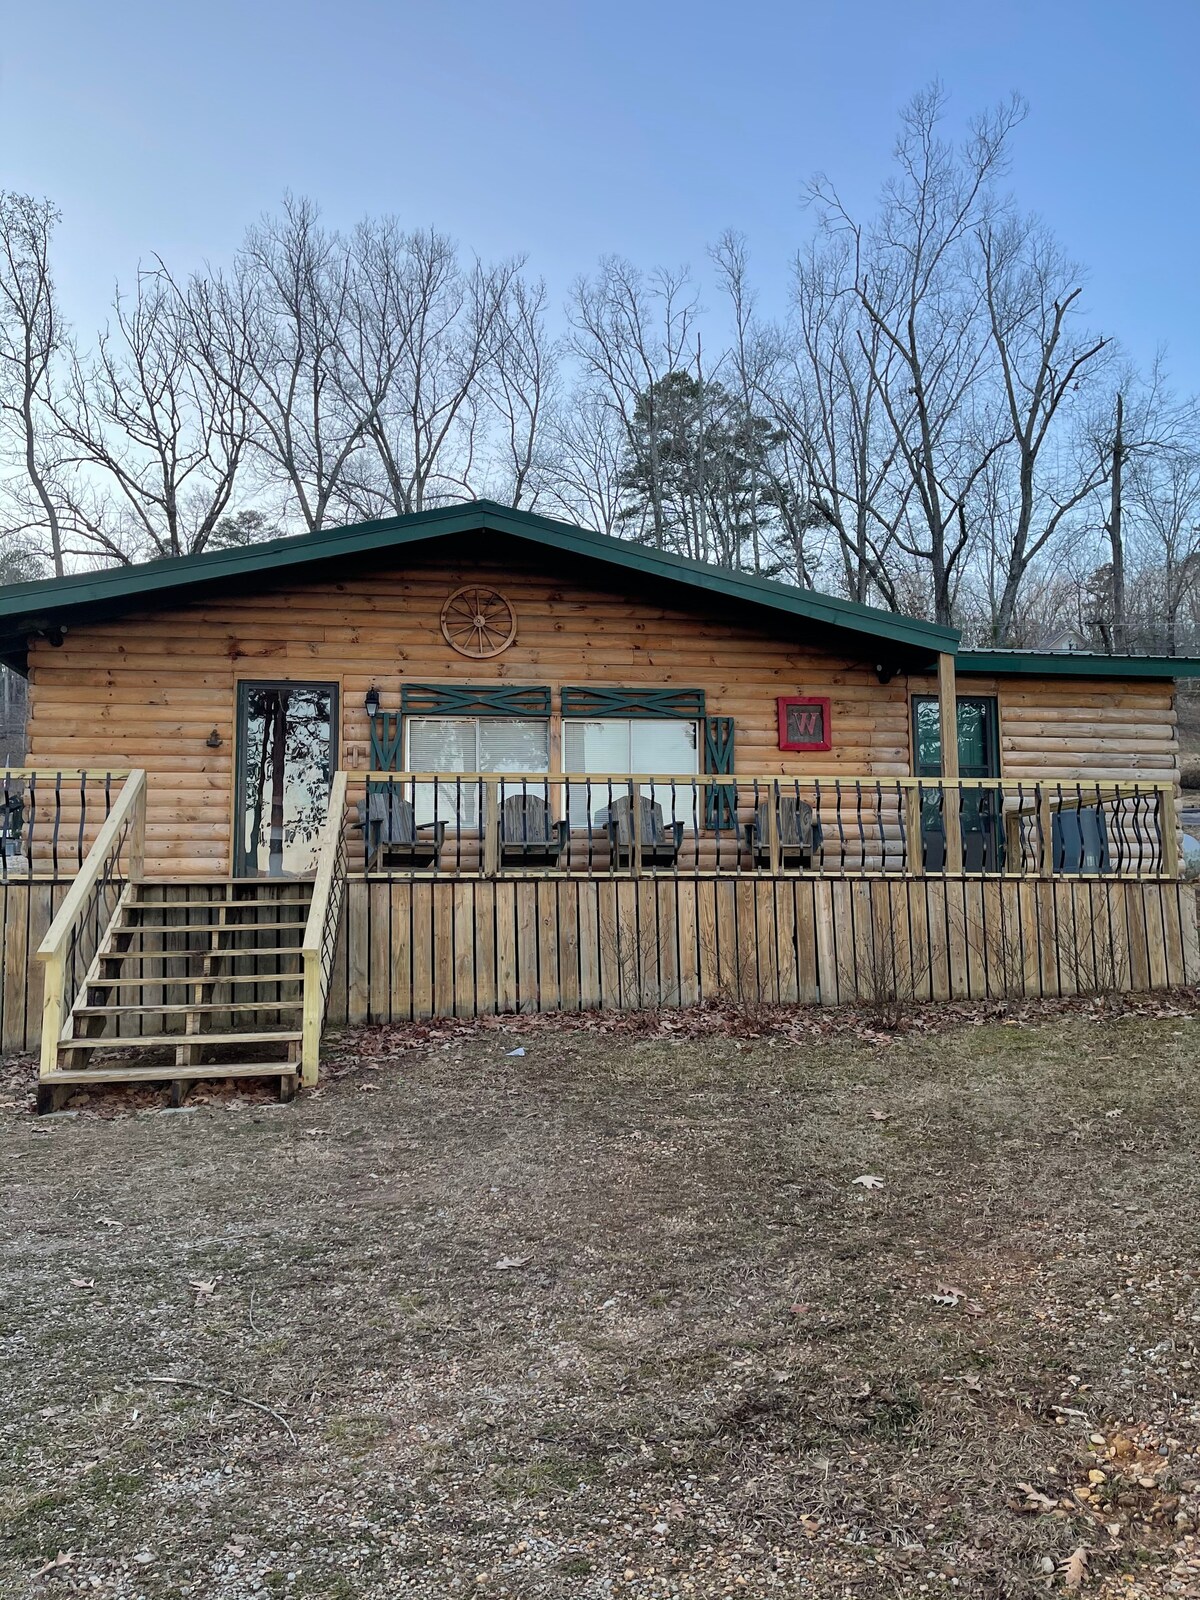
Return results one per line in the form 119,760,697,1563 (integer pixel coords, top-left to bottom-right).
956,650,1200,680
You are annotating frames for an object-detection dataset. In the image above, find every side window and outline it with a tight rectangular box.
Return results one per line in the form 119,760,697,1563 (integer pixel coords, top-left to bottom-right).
912,696,999,779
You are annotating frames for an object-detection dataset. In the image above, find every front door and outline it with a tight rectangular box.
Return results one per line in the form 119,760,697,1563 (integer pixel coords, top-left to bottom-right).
912,695,1002,870
235,682,338,877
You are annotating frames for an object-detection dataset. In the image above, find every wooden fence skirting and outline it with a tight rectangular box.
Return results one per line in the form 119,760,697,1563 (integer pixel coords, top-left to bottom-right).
323,876,1200,1026
3,876,1198,1054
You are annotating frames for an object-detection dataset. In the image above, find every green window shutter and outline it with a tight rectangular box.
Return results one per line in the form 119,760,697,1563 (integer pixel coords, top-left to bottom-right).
703,716,736,830
368,712,403,772
560,687,706,720
400,683,551,718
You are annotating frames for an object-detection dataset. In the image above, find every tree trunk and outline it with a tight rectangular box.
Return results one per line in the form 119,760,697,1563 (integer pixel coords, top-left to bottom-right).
1108,391,1126,651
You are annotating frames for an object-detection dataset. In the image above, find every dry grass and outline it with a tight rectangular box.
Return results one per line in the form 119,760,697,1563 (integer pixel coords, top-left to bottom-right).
3,1005,1200,1597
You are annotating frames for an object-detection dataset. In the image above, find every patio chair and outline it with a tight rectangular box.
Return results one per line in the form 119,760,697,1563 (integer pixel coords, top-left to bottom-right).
0,792,24,858
1053,805,1111,874
744,795,823,868
356,790,444,872
918,784,1005,873
601,792,685,870
499,791,569,869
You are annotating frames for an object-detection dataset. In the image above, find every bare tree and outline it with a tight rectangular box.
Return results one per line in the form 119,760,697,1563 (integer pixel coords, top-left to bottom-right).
978,215,1111,641
567,257,698,550
196,196,368,533
543,387,629,536
1126,440,1200,652
54,267,250,561
809,84,1025,623
342,227,520,518
0,193,67,575
483,273,558,509
764,239,909,605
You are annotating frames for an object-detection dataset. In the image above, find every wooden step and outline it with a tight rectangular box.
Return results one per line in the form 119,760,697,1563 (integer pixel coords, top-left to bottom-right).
75,1000,302,1017
133,889,313,904
98,946,306,962
119,921,308,935
43,1062,297,1085
88,973,305,988
64,1031,302,1051
110,925,307,942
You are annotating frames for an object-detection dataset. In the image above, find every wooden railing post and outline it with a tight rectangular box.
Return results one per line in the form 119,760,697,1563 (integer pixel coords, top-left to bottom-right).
1160,782,1179,878
1038,785,1054,878
300,770,349,1090
127,777,147,883
937,653,963,874
630,780,643,879
482,779,500,877
766,781,782,875
904,783,925,877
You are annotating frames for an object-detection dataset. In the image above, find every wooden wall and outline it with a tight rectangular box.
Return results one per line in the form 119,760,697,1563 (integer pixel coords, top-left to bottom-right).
933,673,1180,785
21,531,1181,875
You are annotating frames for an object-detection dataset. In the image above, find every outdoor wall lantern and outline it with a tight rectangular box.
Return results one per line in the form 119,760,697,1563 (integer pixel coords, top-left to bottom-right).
364,686,381,720
206,727,223,749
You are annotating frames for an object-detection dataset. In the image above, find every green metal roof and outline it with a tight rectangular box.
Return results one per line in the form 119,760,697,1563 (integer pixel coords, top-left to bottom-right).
957,650,1200,680
0,499,957,670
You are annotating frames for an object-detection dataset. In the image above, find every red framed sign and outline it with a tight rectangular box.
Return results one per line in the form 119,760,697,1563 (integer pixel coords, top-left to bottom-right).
777,696,832,752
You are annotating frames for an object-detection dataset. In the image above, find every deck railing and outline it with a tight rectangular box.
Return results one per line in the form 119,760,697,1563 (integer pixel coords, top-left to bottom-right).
349,771,1180,880
1,768,125,880
301,770,349,1087
35,770,147,1078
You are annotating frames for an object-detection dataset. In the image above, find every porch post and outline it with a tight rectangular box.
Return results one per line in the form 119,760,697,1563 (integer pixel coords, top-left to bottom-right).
937,652,963,874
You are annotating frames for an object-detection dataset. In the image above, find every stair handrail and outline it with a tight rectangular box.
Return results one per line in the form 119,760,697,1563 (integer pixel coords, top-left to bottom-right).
36,768,147,1078
300,770,349,1088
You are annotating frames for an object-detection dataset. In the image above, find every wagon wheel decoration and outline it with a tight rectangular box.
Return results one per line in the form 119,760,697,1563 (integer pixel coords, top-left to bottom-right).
440,586,517,659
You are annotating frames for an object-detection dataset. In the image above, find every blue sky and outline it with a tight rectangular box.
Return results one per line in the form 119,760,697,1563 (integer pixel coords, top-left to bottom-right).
3,0,1199,387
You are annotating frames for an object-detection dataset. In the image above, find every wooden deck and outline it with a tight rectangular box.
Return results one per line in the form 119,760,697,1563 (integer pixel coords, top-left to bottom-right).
3,767,1195,1100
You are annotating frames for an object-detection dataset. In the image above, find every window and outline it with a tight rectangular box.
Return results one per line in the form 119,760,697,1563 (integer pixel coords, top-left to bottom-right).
563,719,698,827
912,695,999,779
407,717,549,825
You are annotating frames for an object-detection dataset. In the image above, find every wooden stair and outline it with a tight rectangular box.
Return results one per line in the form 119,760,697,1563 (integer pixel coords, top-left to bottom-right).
36,879,315,1112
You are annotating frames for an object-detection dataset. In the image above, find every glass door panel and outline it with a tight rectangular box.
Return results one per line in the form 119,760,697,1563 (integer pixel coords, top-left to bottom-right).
235,682,337,877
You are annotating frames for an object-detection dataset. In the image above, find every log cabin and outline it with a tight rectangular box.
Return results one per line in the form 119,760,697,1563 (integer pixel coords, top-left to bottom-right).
0,499,1197,1108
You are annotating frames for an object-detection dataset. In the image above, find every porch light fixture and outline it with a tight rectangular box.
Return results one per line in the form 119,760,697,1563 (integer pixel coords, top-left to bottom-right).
206,727,223,749
364,686,381,719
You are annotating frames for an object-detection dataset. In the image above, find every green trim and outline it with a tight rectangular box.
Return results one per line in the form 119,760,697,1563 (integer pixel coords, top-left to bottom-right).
703,716,737,830
957,650,1200,680
560,686,706,720
0,500,956,670
400,682,551,719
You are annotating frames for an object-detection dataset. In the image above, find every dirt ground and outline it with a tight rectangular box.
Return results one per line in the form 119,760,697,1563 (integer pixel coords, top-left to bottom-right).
3,1000,1200,1599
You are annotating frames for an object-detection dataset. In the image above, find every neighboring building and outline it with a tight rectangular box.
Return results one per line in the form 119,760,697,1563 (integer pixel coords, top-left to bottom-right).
0,502,1196,1105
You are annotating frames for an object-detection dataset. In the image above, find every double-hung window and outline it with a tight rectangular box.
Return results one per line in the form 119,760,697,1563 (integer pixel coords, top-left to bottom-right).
562,719,698,827
407,717,549,826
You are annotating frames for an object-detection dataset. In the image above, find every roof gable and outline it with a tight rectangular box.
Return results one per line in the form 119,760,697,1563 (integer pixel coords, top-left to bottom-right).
0,500,956,671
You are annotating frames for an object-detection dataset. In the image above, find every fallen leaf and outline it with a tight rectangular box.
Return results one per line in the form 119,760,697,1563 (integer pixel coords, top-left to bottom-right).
1016,1481,1058,1513
866,1109,888,1121
494,1255,531,1270
69,1277,94,1289
852,1174,884,1190
505,1047,526,1057
93,1215,123,1230
1062,1546,1087,1590
30,1551,73,1578
189,1278,217,1299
